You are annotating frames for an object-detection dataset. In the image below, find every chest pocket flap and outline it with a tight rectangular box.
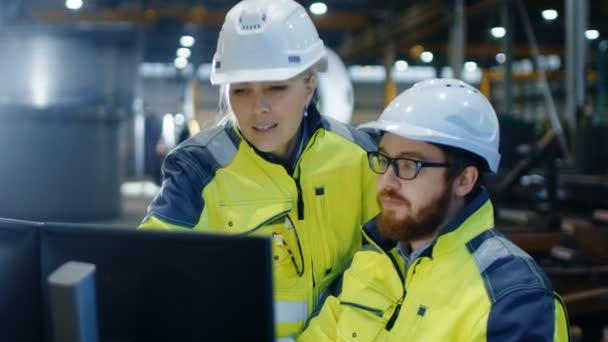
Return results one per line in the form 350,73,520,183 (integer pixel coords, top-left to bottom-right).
211,200,292,233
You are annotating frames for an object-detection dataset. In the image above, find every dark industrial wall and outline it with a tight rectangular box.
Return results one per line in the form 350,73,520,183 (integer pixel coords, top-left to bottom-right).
0,26,137,221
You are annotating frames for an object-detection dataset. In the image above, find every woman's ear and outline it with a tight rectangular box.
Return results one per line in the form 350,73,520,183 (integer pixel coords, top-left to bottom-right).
452,166,479,198
304,74,316,104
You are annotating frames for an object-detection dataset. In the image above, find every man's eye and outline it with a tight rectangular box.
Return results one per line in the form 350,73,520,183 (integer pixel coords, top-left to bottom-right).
377,157,389,166
398,160,416,170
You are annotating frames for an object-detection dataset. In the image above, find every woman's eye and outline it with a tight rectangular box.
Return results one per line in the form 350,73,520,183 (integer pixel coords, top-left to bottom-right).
232,88,248,96
269,85,288,92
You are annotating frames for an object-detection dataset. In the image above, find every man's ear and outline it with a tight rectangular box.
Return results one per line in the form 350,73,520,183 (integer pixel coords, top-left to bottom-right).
452,166,479,198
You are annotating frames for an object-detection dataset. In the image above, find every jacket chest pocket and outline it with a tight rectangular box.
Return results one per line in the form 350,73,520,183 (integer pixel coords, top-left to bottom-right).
336,280,400,341
209,201,304,290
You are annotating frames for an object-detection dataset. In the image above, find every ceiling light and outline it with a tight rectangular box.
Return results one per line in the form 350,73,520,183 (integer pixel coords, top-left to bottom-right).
541,9,558,21
420,51,433,63
177,48,191,59
65,0,83,10
490,27,506,39
496,53,506,64
464,61,477,72
309,2,328,15
180,35,195,48
586,30,599,40
174,57,188,69
394,60,408,72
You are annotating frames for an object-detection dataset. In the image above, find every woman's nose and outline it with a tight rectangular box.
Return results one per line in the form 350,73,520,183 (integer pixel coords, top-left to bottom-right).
253,94,270,115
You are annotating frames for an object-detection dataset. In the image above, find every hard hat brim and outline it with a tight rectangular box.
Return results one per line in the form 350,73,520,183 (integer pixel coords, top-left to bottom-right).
359,119,501,173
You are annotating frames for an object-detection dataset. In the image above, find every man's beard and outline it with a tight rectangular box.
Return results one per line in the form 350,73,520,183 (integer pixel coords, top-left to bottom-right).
377,185,452,243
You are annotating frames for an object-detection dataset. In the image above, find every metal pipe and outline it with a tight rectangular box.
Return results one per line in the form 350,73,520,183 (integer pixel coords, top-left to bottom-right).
133,3,146,178
500,0,513,116
449,0,465,80
383,42,397,106
565,0,588,133
516,0,570,160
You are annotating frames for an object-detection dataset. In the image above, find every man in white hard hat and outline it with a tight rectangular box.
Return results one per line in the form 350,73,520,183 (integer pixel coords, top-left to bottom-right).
298,79,569,341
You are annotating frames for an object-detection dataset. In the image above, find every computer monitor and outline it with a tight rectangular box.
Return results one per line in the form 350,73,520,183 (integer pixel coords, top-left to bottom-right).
0,218,43,342
40,223,274,342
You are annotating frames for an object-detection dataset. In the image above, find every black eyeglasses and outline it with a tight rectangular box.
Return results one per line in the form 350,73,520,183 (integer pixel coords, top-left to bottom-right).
367,151,450,180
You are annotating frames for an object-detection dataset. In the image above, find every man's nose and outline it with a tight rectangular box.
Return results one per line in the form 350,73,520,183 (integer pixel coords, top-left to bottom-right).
378,164,400,190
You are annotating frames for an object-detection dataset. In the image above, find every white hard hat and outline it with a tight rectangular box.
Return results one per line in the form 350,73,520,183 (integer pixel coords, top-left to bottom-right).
359,78,501,172
210,0,327,85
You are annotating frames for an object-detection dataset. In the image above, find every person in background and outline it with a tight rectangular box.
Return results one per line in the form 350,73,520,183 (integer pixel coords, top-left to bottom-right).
139,0,378,338
298,78,569,341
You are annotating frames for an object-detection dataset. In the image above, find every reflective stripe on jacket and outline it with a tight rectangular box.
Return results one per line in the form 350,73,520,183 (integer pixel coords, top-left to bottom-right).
298,188,570,341
140,107,379,338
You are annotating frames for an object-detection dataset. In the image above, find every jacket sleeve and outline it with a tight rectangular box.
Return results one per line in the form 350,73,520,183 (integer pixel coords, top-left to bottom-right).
297,295,342,341
139,152,207,230
469,288,570,341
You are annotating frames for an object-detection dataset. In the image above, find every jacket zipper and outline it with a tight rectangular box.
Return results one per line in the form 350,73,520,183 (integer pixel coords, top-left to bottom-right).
385,295,405,330
295,177,304,220
385,257,425,331
384,245,408,331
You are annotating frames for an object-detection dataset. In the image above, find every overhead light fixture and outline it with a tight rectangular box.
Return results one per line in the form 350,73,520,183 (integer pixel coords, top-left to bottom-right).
394,60,409,72
490,26,506,39
420,51,434,63
495,53,506,64
177,48,191,59
309,2,328,15
65,0,83,10
174,57,188,69
464,61,478,72
174,113,185,126
180,35,195,48
541,9,558,21
586,30,600,40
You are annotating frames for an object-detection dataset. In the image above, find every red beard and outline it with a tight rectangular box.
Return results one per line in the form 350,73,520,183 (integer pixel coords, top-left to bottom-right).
377,185,452,243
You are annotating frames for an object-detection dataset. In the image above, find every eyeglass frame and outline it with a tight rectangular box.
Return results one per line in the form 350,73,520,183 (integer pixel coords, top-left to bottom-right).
367,151,450,180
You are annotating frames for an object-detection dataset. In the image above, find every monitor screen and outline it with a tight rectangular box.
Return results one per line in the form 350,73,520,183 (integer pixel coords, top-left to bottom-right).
0,218,43,342
40,223,274,342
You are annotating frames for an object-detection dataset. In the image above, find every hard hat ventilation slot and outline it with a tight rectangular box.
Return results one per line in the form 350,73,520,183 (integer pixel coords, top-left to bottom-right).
238,10,267,31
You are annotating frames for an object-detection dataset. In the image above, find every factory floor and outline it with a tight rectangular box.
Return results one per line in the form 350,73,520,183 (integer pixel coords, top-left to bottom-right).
86,180,157,227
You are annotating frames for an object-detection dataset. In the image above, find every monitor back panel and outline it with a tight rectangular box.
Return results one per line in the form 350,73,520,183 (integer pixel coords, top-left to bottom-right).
41,223,274,342
0,218,43,342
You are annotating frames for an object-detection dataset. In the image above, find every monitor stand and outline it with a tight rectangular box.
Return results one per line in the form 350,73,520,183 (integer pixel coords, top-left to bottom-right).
48,261,100,342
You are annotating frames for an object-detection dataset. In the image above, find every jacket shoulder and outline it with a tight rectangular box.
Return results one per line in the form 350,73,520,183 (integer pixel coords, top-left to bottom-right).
320,116,376,152
466,228,554,304
143,124,241,229
169,123,241,182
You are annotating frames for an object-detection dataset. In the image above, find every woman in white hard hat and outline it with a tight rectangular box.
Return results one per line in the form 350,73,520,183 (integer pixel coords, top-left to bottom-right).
140,0,378,338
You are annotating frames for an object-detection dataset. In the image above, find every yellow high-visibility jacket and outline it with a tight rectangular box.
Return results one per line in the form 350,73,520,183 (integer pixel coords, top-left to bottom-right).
298,188,570,341
140,106,379,338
